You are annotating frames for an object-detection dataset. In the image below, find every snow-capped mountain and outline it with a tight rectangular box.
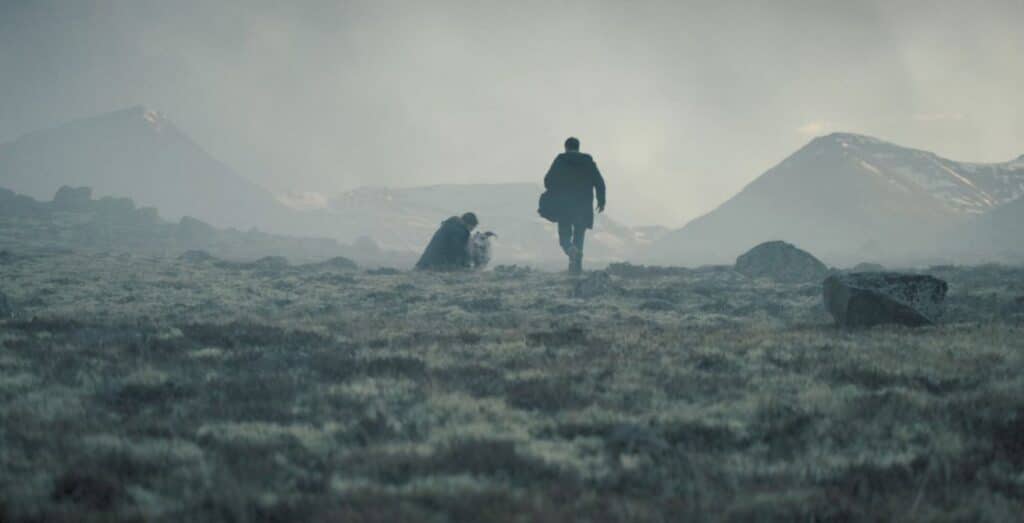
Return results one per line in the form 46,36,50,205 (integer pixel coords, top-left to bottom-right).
828,134,1024,215
645,133,1024,266
0,106,300,232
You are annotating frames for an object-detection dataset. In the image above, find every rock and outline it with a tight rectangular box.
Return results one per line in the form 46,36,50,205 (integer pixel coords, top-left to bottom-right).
572,271,620,299
735,241,829,284
247,256,289,271
176,216,218,244
179,250,216,263
52,186,93,211
823,272,948,328
316,256,358,271
0,290,12,318
852,262,886,272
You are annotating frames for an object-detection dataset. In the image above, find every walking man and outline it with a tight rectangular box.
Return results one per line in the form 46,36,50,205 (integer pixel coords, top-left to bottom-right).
542,137,606,273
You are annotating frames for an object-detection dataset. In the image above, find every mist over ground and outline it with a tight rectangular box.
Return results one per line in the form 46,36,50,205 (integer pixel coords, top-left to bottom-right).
2,0,1023,227
2,3,1024,522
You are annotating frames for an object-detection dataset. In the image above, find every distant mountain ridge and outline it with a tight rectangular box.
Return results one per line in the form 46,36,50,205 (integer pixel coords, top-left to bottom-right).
646,133,1024,266
0,106,298,232
0,108,658,267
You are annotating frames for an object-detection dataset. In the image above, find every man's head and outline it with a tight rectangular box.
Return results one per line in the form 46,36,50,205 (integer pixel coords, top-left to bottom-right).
461,212,479,231
564,137,580,152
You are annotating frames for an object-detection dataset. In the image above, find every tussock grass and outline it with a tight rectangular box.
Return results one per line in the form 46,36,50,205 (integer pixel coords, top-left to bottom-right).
1,253,1023,521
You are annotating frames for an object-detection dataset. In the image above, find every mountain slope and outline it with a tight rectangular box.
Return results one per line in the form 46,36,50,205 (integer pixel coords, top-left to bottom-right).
646,133,1024,266
0,106,298,232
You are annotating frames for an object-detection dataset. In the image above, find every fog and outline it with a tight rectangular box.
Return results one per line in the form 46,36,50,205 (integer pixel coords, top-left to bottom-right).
2,0,1022,227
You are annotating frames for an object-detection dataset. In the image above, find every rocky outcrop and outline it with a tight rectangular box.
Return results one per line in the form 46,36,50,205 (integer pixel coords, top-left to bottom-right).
52,186,93,211
314,256,359,271
823,272,948,327
735,241,829,284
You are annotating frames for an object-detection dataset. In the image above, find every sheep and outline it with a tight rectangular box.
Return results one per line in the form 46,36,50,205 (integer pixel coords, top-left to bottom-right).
468,231,497,270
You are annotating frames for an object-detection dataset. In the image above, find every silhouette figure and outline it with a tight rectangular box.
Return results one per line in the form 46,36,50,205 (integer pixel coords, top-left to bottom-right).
415,212,479,270
541,137,606,273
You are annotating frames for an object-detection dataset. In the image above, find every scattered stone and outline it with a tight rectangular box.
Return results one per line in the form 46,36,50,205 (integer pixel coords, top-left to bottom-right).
179,250,216,263
572,271,620,299
735,241,829,284
823,272,948,328
852,262,885,272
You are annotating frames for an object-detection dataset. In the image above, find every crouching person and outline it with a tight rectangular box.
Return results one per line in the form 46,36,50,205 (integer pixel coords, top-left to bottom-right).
415,212,479,271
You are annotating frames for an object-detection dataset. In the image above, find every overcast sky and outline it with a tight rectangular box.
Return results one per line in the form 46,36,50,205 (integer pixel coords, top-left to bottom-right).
2,0,1022,226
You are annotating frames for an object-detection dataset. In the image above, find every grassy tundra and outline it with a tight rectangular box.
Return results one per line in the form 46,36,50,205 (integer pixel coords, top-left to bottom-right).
1,251,1023,522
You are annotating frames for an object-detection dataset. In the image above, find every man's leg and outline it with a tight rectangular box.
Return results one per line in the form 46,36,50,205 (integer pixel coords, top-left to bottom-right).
558,221,578,272
558,222,574,255
572,225,586,272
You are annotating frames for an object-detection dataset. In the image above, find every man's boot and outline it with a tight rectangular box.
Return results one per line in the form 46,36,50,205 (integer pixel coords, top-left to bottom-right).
565,246,579,274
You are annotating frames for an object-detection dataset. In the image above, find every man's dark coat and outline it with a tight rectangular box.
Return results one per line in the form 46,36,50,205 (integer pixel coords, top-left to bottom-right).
415,216,471,270
543,152,606,229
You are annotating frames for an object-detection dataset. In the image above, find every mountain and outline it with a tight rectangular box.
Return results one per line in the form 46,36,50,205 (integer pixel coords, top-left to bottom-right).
0,185,401,266
0,107,653,267
646,133,1024,266
0,106,298,232
970,181,1024,261
323,183,651,266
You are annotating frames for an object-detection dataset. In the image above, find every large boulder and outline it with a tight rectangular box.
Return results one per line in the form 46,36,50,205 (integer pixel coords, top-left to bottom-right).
735,241,829,283
824,272,947,328
176,216,218,244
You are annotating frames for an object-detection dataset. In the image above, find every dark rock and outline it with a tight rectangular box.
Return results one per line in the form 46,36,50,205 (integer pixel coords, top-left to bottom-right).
572,271,620,299
823,272,948,327
852,262,886,272
735,241,829,284
0,188,46,217
367,267,401,276
52,186,93,211
179,250,216,263
176,216,218,243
